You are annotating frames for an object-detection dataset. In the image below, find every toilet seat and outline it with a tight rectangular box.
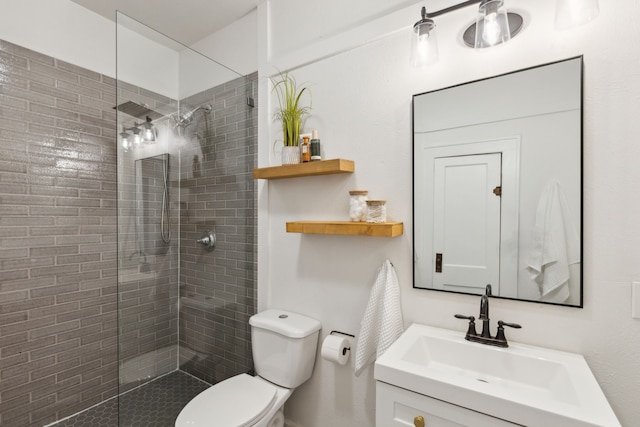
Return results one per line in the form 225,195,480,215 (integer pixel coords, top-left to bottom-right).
175,374,277,427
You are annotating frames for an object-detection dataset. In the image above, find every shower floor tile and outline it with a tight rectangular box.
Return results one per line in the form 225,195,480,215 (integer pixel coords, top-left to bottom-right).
51,370,210,427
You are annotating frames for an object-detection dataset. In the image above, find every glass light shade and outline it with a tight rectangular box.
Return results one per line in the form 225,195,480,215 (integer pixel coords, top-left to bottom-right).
131,128,142,148
555,0,599,29
143,128,155,142
142,125,156,142
141,117,156,143
475,0,511,48
411,20,439,67
120,128,130,151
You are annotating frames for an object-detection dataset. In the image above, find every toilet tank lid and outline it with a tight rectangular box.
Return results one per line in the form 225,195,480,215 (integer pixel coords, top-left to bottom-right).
250,309,321,338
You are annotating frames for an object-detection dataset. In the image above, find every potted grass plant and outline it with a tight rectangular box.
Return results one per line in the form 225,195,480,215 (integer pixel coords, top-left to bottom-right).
271,72,311,164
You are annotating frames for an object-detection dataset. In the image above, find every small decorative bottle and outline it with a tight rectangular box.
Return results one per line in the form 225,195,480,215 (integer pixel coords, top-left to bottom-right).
310,130,321,161
301,136,311,162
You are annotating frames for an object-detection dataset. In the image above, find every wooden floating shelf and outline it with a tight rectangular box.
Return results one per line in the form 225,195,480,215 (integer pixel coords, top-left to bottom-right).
286,221,404,238
253,159,354,180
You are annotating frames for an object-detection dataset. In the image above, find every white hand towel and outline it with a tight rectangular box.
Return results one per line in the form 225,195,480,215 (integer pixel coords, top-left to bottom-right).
354,260,404,377
527,180,580,303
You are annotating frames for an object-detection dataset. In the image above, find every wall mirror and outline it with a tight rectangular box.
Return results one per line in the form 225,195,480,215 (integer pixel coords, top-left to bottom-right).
413,57,583,307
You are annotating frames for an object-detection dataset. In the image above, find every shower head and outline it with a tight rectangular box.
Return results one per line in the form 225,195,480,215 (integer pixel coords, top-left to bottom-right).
114,101,163,120
174,104,212,128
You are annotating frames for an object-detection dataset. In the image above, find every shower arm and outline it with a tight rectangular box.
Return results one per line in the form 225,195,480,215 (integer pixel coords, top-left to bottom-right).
192,105,212,115
175,104,212,128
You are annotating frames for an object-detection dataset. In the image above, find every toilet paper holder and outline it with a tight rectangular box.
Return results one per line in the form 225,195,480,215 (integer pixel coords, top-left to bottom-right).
329,330,354,355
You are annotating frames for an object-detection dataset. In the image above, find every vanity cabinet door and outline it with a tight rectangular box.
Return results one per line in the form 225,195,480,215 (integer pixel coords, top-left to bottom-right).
376,382,522,427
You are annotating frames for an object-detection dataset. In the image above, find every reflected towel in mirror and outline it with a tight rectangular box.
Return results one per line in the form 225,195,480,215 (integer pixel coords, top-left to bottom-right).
527,180,580,303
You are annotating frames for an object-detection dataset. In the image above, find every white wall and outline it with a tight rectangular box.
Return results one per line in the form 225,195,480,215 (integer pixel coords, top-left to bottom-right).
177,43,248,99
179,9,258,99
117,10,253,99
258,0,640,426
0,0,115,76
0,0,254,99
116,15,180,99
178,10,259,99
189,9,259,77
0,0,182,97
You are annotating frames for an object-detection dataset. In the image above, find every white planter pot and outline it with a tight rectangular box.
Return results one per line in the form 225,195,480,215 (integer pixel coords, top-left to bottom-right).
281,146,301,165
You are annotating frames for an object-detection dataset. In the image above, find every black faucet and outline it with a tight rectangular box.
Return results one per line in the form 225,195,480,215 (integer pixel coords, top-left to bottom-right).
479,284,492,338
455,284,522,348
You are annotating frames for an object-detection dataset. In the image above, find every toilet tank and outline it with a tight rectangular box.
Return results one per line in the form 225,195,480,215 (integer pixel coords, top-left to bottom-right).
249,309,322,389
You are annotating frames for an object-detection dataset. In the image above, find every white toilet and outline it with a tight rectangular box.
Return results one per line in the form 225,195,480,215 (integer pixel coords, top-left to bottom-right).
175,309,322,427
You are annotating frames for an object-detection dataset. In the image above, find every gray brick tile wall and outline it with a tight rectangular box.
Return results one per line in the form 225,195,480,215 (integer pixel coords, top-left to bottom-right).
178,74,257,384
0,39,118,427
1,38,258,425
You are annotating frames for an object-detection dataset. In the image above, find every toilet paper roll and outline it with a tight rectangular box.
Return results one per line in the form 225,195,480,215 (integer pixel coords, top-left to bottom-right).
321,335,350,365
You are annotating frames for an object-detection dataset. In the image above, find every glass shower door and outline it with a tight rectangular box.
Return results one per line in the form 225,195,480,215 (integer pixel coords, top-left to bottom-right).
116,11,257,426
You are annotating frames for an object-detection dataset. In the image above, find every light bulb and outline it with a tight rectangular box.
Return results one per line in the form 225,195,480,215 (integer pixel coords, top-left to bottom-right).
143,127,155,142
475,0,511,48
132,131,142,147
120,128,130,151
411,10,438,67
482,12,501,45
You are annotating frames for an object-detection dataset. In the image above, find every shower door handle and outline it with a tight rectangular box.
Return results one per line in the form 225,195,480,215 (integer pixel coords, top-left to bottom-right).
196,230,215,251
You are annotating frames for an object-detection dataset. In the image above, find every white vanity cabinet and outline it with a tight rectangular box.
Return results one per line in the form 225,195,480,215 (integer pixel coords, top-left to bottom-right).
376,382,522,427
375,324,621,427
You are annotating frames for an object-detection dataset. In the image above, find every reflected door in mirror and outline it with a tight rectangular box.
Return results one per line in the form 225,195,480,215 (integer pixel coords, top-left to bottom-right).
432,153,501,294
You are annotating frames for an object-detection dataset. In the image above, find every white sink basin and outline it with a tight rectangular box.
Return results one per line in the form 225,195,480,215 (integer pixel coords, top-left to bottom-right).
375,324,620,427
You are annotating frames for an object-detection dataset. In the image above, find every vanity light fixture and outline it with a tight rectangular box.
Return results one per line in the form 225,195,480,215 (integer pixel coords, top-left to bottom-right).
412,0,599,66
120,116,157,152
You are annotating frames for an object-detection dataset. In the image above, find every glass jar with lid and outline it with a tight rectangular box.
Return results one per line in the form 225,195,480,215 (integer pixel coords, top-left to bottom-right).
348,190,368,222
366,200,387,223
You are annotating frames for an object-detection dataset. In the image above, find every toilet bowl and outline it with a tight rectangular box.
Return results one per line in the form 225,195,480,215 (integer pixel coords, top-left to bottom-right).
175,309,321,427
